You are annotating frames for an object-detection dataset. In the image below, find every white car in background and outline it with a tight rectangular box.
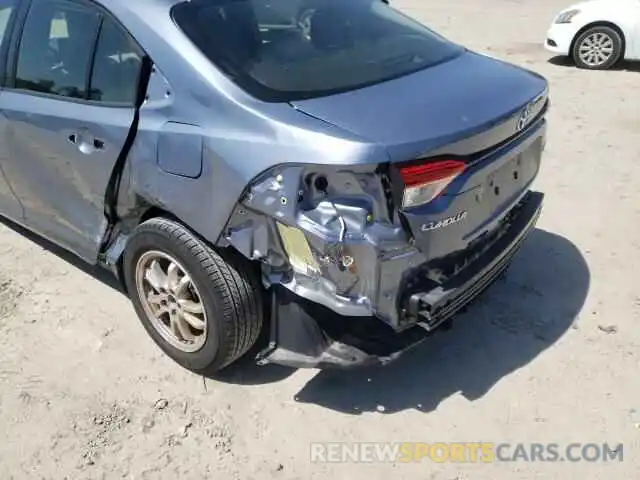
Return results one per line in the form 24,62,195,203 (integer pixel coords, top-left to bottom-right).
545,0,640,69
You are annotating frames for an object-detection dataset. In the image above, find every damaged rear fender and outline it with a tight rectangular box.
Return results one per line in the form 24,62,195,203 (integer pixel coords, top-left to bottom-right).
222,163,427,326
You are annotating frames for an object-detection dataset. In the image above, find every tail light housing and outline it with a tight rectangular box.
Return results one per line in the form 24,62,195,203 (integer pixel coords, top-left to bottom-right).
397,159,466,208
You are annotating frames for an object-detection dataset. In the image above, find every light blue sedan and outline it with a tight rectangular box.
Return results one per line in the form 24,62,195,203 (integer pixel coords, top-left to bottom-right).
0,0,548,372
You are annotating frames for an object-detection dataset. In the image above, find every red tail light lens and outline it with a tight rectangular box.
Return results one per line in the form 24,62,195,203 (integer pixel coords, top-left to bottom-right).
398,159,466,208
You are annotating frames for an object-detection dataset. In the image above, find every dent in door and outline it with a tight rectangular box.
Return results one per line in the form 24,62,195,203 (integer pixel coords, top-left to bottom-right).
0,91,136,262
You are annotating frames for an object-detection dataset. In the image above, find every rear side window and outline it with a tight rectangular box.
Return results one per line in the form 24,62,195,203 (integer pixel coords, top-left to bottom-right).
15,0,101,99
172,0,463,102
89,18,143,104
12,0,144,104
0,0,16,45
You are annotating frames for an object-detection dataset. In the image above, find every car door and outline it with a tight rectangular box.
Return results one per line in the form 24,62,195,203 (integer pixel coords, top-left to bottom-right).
0,0,24,221
0,0,143,263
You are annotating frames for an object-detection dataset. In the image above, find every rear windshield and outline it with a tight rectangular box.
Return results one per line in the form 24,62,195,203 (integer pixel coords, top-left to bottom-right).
171,0,464,102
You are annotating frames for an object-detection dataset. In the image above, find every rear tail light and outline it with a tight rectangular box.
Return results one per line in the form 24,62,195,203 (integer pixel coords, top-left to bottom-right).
398,159,466,208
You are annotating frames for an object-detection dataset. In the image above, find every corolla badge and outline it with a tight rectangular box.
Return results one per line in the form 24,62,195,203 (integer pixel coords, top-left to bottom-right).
516,93,545,132
421,211,468,232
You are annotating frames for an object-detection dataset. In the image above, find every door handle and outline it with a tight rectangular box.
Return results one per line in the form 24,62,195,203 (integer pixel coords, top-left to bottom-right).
66,131,105,153
92,138,105,150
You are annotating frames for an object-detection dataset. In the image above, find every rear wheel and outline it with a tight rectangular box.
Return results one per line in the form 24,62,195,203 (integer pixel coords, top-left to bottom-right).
572,26,623,70
123,217,264,373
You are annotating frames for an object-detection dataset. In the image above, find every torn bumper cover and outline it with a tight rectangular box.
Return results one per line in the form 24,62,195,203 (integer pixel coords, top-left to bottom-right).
256,191,544,369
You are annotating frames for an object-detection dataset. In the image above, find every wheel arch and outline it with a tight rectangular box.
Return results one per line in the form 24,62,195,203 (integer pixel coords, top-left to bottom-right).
100,201,186,294
138,205,181,225
570,21,627,59
105,200,255,294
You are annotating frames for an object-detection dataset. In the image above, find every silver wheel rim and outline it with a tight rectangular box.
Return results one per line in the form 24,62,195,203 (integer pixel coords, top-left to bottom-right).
135,251,207,353
578,32,615,66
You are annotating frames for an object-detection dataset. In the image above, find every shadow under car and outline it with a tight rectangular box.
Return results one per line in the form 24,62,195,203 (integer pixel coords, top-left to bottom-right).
291,228,589,414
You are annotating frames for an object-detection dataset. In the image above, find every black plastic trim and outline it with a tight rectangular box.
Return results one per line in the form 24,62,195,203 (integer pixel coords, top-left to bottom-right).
405,191,544,329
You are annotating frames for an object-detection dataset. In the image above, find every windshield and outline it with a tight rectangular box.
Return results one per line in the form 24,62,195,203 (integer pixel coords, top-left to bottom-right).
172,0,464,102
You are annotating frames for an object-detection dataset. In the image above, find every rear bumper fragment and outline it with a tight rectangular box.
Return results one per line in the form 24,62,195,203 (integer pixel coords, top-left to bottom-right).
404,191,543,331
256,191,544,369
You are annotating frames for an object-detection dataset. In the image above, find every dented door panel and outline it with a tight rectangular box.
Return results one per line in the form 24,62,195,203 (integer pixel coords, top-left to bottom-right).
0,91,135,262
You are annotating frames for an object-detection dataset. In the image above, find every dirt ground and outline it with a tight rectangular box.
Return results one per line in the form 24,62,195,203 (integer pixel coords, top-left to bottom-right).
1,1,639,479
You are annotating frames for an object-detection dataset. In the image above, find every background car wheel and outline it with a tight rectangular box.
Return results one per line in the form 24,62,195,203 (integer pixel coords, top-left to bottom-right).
572,26,623,70
123,217,264,373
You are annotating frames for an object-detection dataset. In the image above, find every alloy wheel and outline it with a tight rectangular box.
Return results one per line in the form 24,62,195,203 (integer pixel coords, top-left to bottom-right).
578,32,615,67
135,251,208,353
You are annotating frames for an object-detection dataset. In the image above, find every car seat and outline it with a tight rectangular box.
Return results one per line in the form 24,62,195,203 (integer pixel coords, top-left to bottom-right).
16,5,63,92
56,10,102,97
87,21,141,103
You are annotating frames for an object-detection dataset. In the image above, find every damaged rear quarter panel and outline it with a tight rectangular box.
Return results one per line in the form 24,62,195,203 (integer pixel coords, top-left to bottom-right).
106,4,389,249
124,96,390,248
222,161,427,326
119,76,420,326
105,3,420,326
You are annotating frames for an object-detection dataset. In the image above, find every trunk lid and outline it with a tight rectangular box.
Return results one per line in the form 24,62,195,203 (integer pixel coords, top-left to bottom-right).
290,50,547,163
291,50,549,262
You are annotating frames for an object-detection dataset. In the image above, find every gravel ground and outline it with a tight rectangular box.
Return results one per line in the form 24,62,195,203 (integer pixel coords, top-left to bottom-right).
0,1,639,479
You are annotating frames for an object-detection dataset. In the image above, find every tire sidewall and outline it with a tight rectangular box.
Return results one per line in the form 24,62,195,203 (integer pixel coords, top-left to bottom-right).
573,26,622,70
123,227,227,372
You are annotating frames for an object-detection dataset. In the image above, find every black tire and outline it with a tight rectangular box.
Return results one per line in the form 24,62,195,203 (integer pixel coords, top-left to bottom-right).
123,217,264,373
572,26,623,70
